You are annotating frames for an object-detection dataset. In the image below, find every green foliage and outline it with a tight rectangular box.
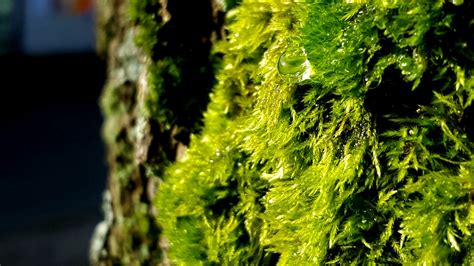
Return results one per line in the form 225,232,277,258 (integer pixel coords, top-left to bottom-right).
153,0,474,264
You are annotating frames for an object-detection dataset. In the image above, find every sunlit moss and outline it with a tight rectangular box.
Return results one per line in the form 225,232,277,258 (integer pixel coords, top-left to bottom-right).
150,0,474,264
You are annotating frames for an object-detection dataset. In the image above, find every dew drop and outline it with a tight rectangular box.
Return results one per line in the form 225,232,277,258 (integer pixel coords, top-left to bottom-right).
215,149,221,157
400,58,410,68
277,47,309,75
450,0,463,5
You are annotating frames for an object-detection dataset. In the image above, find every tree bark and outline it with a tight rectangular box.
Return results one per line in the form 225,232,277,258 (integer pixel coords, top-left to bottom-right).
91,0,224,265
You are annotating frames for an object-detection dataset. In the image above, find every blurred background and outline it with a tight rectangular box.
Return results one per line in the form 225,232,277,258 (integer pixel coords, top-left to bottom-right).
0,0,106,264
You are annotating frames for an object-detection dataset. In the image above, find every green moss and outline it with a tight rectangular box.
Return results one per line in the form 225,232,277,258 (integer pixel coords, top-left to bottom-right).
154,0,474,264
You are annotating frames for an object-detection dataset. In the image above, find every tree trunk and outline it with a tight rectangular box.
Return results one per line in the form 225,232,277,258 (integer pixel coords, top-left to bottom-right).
91,0,224,264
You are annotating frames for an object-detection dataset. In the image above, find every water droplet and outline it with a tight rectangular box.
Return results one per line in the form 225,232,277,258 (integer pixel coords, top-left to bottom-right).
277,47,309,76
450,0,463,5
215,149,221,157
400,58,411,68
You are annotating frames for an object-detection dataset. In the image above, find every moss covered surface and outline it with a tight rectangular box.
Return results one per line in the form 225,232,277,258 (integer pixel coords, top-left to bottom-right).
151,0,474,264
98,0,474,264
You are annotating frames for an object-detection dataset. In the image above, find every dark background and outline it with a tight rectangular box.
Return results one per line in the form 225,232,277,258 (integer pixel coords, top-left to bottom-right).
0,1,107,265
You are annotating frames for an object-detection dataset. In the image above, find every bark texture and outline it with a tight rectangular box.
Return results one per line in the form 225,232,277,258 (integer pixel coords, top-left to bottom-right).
91,0,224,265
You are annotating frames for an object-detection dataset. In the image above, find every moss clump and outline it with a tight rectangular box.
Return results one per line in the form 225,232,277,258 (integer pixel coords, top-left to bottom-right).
154,0,474,264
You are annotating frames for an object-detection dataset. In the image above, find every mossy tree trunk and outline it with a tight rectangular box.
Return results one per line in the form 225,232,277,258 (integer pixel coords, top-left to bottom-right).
91,0,224,265
93,0,474,265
